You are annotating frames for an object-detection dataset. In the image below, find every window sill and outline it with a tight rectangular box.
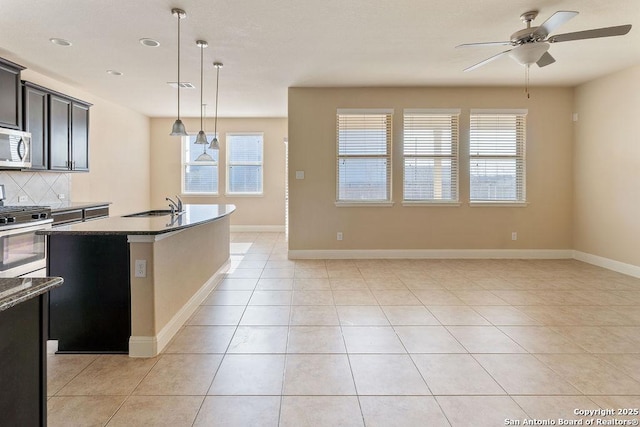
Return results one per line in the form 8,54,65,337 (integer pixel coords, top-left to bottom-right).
402,201,461,207
225,193,264,198
469,201,529,207
335,201,395,208
181,193,220,197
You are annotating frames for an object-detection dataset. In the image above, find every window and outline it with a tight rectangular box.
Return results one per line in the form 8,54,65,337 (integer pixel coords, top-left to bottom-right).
469,110,527,203
336,109,392,203
182,134,218,194
403,109,460,202
226,133,263,195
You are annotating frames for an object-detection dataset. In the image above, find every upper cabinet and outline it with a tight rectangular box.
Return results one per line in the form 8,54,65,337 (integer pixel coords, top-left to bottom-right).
0,57,24,130
22,81,91,172
22,82,48,170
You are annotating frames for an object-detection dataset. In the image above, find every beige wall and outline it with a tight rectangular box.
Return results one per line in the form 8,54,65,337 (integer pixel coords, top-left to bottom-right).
129,217,230,337
288,87,574,251
21,70,152,216
150,117,287,227
573,64,640,266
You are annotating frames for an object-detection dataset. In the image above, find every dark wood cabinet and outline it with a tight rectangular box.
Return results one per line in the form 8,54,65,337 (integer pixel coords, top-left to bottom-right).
21,81,91,172
49,94,72,171
0,57,24,130
22,82,49,170
48,235,130,353
71,102,89,171
51,204,109,226
0,295,48,426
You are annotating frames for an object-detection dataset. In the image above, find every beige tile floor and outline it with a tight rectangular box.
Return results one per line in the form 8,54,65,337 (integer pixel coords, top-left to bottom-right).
47,232,640,426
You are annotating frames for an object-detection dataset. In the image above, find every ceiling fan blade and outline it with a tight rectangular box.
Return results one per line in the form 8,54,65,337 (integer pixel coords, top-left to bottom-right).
536,51,556,67
463,49,512,72
534,11,579,37
548,24,632,43
456,41,512,48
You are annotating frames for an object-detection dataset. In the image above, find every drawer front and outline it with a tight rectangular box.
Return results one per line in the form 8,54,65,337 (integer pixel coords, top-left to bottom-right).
51,209,83,226
84,206,109,220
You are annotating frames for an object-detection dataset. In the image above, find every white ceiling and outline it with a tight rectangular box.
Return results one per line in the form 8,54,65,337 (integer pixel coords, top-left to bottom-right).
1,0,639,118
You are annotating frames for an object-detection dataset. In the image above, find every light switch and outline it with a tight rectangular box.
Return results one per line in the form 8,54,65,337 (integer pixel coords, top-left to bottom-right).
295,171,305,180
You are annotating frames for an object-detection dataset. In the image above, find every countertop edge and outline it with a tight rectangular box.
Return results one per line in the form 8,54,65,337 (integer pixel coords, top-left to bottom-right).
0,277,64,312
39,204,236,236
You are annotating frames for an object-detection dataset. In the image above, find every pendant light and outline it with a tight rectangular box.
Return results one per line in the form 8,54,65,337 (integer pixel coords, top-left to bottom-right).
194,40,209,144
208,62,223,150
195,104,214,161
170,8,188,136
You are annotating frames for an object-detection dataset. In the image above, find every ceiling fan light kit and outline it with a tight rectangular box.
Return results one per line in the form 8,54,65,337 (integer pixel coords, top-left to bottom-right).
508,43,550,66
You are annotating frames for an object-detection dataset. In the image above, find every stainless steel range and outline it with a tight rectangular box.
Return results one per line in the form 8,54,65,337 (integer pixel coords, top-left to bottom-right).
0,205,52,278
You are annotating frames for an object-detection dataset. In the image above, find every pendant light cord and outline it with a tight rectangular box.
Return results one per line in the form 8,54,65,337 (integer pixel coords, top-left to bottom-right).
200,44,204,132
525,65,531,99
214,65,220,138
177,14,181,120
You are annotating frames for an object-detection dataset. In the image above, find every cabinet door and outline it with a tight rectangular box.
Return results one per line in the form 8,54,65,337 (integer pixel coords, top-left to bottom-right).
23,84,48,170
71,102,89,171
0,60,22,130
48,94,71,170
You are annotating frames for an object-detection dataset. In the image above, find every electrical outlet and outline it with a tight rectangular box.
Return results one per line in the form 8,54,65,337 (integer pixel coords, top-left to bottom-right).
337,232,343,241
18,195,28,202
134,260,147,278
511,232,518,241
58,193,65,200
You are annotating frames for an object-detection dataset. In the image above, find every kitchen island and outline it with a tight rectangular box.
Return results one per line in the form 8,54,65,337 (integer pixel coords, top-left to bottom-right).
1,277,63,426
40,204,235,357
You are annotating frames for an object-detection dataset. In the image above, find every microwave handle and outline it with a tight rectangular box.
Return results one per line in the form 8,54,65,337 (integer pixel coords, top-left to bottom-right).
17,137,28,161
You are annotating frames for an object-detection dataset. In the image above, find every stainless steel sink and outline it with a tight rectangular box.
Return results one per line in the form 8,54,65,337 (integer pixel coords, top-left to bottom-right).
123,209,174,218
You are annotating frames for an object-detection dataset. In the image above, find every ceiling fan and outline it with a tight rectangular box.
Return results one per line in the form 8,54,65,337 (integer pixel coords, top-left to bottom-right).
457,10,632,72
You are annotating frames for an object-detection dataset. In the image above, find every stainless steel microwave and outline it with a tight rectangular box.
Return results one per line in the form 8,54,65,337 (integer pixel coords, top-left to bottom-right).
0,128,31,169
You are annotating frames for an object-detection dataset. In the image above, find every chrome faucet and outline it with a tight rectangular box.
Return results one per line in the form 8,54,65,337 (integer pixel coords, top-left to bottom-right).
166,195,184,215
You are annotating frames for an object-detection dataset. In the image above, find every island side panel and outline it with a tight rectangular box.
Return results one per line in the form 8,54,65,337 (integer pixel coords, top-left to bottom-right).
129,216,230,357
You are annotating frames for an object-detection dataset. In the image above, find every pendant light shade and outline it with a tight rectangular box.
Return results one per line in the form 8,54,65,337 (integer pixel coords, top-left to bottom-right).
170,8,188,136
195,150,214,161
195,105,213,161
209,62,223,150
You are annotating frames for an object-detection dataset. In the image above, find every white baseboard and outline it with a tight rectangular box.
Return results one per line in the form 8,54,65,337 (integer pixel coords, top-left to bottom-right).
573,251,640,279
288,249,574,260
128,259,230,358
231,225,285,233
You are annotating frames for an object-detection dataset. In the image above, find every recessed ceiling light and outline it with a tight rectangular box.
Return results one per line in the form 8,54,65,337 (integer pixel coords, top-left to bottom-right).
106,70,123,76
140,38,160,47
50,38,72,47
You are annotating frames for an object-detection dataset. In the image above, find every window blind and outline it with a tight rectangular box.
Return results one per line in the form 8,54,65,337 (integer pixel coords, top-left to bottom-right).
403,110,459,202
227,133,264,194
469,111,526,202
183,134,218,194
336,111,392,202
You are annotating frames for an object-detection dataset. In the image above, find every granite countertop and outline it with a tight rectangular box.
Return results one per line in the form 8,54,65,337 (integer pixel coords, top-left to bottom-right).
0,277,64,312
49,201,111,211
39,204,235,236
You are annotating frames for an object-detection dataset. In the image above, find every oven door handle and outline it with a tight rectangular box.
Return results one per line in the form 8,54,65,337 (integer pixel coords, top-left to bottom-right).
0,219,53,234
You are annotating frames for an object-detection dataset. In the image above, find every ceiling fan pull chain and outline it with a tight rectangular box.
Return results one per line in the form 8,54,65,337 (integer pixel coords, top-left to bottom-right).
525,65,531,99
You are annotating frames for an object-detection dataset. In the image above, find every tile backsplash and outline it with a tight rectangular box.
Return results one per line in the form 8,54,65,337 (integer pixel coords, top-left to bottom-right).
0,171,70,205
